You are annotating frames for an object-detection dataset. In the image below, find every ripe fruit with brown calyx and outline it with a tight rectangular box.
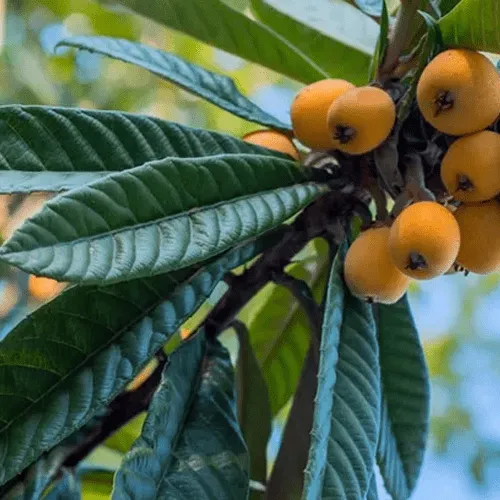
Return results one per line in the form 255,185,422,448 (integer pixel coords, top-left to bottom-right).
243,129,300,160
454,200,500,274
290,79,355,151
344,226,410,304
416,49,500,136
441,130,500,202
327,86,396,155
389,201,461,280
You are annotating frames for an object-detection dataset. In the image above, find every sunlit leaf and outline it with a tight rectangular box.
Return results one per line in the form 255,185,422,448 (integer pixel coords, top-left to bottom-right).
58,36,291,131
99,0,328,83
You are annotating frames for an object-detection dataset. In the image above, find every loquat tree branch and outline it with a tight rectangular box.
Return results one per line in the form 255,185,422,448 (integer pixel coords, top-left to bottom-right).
378,0,422,80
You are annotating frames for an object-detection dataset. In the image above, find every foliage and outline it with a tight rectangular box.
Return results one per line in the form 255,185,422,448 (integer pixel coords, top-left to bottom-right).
0,0,496,499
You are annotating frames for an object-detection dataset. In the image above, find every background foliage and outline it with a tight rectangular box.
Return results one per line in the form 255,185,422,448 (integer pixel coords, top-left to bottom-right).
0,0,499,498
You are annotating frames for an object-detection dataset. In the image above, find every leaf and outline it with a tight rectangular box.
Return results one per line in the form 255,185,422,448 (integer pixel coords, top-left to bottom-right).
1,447,68,500
354,0,383,17
368,0,389,81
0,154,324,284
302,243,381,500
0,235,272,487
234,321,271,497
375,296,430,500
103,413,146,455
99,0,327,84
0,105,288,194
112,334,249,499
241,238,329,415
439,0,500,54
250,0,377,85
43,470,80,500
57,36,291,132
366,473,379,500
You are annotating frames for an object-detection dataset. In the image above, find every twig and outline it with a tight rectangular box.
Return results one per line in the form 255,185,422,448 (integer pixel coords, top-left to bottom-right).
378,0,422,80
203,191,369,340
63,355,168,467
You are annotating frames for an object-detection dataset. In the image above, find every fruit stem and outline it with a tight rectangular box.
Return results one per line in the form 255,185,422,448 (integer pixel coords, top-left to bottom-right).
406,251,427,271
378,0,421,80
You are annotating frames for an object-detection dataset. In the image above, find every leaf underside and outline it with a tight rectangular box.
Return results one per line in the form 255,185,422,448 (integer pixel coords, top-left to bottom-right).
113,335,249,500
0,235,271,487
58,36,291,131
303,243,381,500
0,105,288,194
376,296,430,500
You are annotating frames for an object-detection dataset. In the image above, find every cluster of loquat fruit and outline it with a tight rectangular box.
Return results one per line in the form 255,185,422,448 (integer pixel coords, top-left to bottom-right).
242,48,500,305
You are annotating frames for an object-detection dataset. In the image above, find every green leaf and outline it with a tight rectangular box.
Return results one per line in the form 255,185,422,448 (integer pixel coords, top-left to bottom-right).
43,470,80,500
58,36,291,131
0,105,287,194
80,469,114,500
369,0,389,81
250,0,378,85
113,335,249,499
366,474,379,500
1,447,68,500
0,236,271,487
439,0,500,53
302,243,381,500
0,154,323,284
103,413,146,455
375,296,430,500
354,0,383,16
234,321,271,496
241,238,329,415
99,0,327,83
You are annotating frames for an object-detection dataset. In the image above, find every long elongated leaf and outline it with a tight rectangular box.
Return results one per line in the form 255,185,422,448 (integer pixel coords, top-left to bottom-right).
250,0,378,85
0,105,287,194
303,243,381,500
58,36,291,131
0,155,323,284
235,321,271,496
99,0,327,83
113,334,249,499
242,238,329,415
0,235,273,487
439,0,500,53
375,296,430,500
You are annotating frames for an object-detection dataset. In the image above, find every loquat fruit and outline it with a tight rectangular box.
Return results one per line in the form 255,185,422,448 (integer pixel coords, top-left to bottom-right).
290,79,355,151
344,226,410,304
416,49,500,136
327,86,396,155
441,130,500,202
454,201,500,274
243,129,300,160
389,201,461,280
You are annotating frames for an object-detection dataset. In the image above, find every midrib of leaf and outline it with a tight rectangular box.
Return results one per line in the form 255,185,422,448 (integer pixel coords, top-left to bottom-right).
3,182,317,258
0,285,168,436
